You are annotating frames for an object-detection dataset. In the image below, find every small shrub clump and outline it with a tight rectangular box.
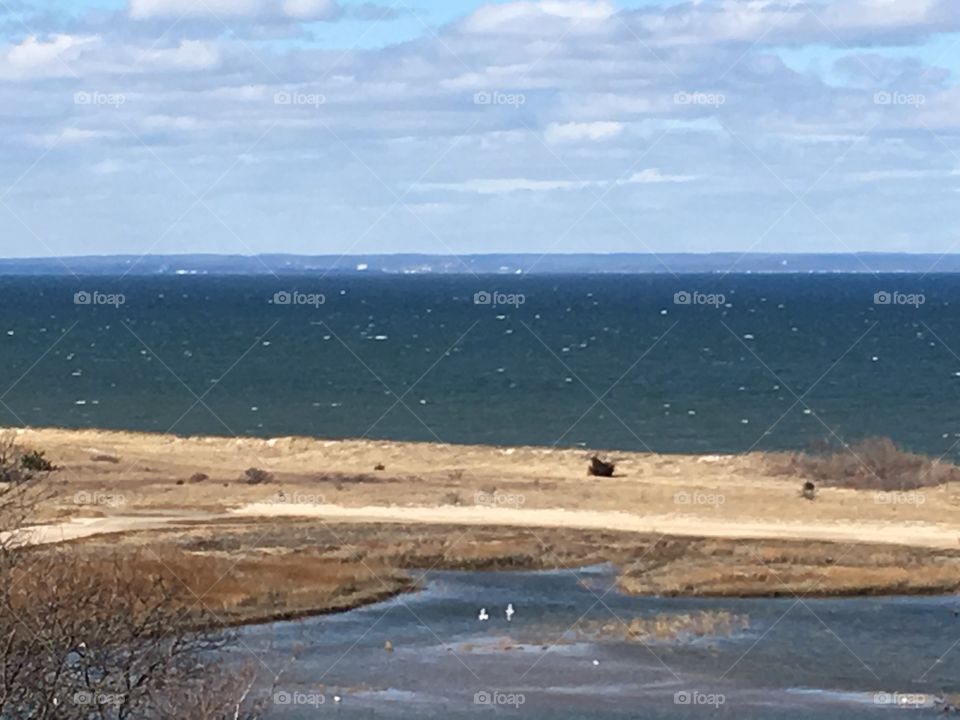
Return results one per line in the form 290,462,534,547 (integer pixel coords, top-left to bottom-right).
243,467,273,485
783,437,960,491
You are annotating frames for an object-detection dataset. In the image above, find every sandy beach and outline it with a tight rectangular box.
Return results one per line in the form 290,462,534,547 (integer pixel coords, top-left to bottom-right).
7,425,960,623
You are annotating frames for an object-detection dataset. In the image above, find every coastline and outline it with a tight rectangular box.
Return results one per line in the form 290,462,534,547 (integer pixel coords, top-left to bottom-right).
8,425,960,627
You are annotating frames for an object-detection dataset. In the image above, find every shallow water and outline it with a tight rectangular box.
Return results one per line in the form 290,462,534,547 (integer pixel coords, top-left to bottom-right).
238,567,960,718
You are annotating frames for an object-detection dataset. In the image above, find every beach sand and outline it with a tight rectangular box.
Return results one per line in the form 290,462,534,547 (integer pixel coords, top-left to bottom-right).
7,426,960,623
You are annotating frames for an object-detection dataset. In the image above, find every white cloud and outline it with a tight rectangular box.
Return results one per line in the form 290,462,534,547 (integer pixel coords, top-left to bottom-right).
540,0,615,21
28,128,113,148
545,121,623,143
849,168,960,182
462,0,615,33
283,0,339,20
142,40,220,70
0,0,956,255
129,0,339,21
622,168,698,184
0,34,99,80
417,178,604,194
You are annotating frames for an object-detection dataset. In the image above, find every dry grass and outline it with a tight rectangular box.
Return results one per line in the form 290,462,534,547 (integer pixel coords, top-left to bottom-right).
87,521,960,615
578,611,750,643
774,437,960,491
27,544,413,627
618,536,960,597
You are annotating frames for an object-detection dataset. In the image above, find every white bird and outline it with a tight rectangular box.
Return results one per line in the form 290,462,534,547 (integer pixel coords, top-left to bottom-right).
478,608,489,621
505,603,515,622
333,695,342,704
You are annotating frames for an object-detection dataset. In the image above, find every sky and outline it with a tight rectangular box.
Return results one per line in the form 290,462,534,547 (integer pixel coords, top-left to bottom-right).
0,0,959,258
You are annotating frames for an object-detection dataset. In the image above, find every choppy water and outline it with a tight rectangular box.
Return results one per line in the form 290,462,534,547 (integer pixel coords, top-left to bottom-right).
239,567,960,718
1,274,958,454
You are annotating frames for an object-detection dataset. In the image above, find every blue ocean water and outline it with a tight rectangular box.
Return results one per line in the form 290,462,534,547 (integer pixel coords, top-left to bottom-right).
0,274,954,454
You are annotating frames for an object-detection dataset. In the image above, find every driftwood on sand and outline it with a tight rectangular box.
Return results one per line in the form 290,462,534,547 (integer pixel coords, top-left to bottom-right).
588,456,615,477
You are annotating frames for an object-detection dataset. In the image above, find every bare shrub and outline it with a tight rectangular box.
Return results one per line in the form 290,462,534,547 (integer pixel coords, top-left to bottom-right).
0,435,57,547
779,437,960,491
0,549,263,719
243,467,273,485
0,439,266,719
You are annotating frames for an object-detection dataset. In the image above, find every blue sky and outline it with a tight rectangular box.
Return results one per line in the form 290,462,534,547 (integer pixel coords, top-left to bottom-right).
1,0,959,257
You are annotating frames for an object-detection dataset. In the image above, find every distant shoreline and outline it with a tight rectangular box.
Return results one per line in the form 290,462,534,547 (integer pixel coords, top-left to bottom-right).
1,252,958,275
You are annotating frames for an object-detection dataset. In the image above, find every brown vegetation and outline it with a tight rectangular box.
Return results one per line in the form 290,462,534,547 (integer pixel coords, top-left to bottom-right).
618,536,960,597
243,467,273,485
577,611,750,643
117,519,960,603
774,437,960,491
0,434,267,719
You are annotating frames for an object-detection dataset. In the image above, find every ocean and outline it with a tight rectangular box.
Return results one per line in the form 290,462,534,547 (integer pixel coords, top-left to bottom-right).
0,274,953,454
